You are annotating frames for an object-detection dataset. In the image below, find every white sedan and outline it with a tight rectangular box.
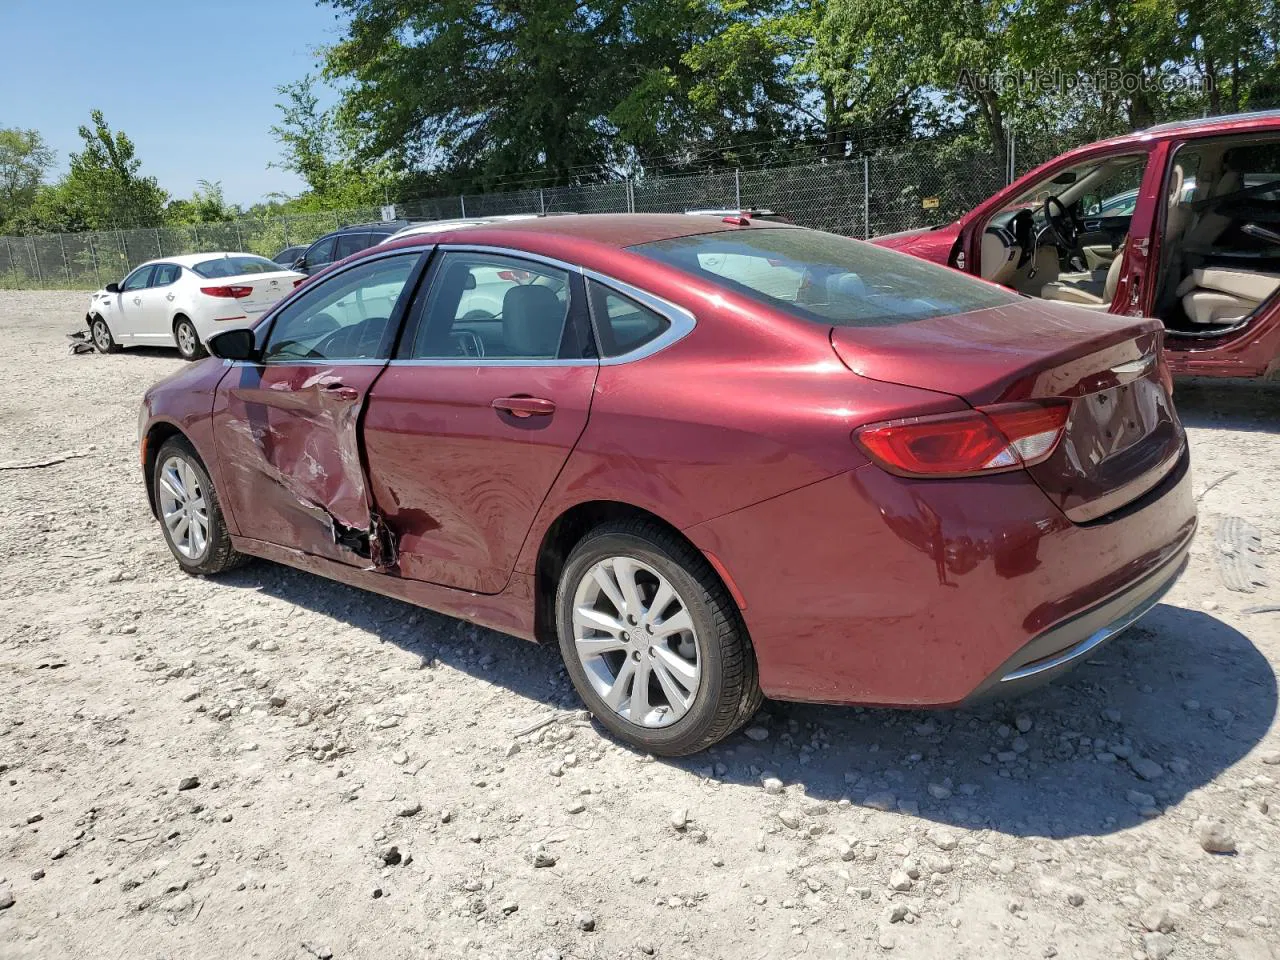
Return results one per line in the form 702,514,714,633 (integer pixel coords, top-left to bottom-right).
87,253,303,360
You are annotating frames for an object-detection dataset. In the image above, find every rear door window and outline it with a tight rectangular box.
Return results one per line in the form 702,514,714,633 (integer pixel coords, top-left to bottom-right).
403,252,574,360
631,228,1017,327
151,264,182,287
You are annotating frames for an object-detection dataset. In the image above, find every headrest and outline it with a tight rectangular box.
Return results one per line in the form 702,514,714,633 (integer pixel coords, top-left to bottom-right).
502,284,564,357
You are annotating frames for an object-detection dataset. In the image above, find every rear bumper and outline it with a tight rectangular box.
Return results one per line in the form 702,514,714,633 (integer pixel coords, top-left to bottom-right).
962,525,1192,702
684,449,1197,706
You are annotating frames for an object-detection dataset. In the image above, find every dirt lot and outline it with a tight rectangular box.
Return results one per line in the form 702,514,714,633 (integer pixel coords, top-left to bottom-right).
1,290,1278,960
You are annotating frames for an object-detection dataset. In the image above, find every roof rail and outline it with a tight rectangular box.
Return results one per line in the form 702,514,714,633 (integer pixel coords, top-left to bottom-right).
1143,108,1280,134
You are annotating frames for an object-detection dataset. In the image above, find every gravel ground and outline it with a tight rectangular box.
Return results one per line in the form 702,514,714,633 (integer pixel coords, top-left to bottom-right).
1,290,1278,960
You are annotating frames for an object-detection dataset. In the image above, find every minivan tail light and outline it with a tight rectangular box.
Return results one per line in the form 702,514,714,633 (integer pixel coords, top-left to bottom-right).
854,401,1071,478
200,285,253,299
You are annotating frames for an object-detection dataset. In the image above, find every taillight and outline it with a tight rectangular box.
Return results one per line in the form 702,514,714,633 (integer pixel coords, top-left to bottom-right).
854,401,1071,478
293,277,307,287
200,285,253,298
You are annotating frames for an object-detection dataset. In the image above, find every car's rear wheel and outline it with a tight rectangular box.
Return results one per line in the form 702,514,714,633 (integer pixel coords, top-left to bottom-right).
174,317,206,361
153,437,246,575
90,316,119,354
555,519,761,755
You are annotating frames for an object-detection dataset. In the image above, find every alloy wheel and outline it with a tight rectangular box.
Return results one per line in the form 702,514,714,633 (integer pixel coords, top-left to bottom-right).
571,556,702,728
157,455,209,561
176,322,196,357
92,320,111,351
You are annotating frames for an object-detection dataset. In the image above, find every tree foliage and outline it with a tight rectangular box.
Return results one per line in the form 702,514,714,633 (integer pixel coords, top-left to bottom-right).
0,127,55,232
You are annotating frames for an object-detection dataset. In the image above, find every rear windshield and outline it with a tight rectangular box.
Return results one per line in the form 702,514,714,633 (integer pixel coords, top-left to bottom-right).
630,228,1017,327
192,255,281,279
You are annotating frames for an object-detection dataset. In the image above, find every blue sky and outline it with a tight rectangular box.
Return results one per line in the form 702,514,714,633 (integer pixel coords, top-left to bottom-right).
0,0,343,206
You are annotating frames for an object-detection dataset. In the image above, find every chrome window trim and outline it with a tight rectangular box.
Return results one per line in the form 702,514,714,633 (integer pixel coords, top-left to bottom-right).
228,358,388,369
581,270,696,365
383,244,696,368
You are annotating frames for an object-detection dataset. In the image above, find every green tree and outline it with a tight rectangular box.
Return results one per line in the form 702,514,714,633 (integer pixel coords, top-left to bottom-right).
28,110,168,231
165,179,240,224
0,127,55,231
320,0,812,188
270,74,396,208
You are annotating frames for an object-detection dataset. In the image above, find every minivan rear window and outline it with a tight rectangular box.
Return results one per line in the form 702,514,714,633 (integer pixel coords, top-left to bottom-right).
630,228,1017,327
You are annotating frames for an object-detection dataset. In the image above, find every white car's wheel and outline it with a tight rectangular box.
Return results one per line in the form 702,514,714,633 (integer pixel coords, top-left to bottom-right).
174,317,206,361
90,317,120,354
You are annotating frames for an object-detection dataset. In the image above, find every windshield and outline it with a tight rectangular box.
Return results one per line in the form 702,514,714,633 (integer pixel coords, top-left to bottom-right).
193,255,282,279
630,228,1017,327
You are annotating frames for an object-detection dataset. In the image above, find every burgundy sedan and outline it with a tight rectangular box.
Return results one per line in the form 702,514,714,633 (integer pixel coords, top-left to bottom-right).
139,214,1197,755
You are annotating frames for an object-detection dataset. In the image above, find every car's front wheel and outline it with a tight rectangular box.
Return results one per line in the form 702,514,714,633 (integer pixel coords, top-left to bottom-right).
555,519,762,756
90,316,120,353
153,437,246,575
174,317,206,361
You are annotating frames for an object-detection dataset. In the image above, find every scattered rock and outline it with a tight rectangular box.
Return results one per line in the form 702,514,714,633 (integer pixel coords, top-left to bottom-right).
576,912,596,932
1015,714,1033,733
0,887,13,910
888,870,913,891
397,801,423,818
863,792,896,811
887,903,911,923
777,809,800,830
1127,789,1157,809
1209,707,1235,724
177,776,200,791
1141,905,1175,933
1065,889,1085,907
989,858,1015,876
926,827,957,851
670,809,688,831
1142,931,1174,960
1259,750,1280,765
1197,819,1237,854
743,726,769,741
1128,756,1164,781
530,846,558,868
761,776,785,795
379,845,403,866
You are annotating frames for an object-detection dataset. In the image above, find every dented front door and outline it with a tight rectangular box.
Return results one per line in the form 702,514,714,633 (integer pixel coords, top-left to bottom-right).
211,251,425,566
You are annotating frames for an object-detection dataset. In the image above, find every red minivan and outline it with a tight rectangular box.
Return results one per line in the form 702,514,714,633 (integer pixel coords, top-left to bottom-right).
873,110,1280,380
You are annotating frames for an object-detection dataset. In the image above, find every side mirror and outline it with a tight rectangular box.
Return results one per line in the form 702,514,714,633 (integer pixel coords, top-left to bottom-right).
292,257,307,272
105,282,121,294
207,328,260,363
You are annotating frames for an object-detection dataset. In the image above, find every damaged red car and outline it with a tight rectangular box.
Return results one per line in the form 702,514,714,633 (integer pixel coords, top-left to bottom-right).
139,214,1197,755
873,110,1280,379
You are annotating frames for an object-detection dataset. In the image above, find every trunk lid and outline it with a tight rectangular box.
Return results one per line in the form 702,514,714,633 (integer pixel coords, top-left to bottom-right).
831,300,1186,523
228,271,299,317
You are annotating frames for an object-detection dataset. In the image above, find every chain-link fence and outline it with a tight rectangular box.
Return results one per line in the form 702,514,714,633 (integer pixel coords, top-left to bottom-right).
0,143,1008,290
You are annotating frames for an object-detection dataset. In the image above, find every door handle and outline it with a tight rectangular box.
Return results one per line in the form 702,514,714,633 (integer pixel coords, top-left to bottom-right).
133,297,142,305
319,382,360,401
492,396,556,417
1083,220,1102,231
166,294,175,301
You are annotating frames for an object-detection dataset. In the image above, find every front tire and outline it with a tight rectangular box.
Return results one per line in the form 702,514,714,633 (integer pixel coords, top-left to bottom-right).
173,317,206,361
90,316,120,353
555,519,762,756
152,437,247,575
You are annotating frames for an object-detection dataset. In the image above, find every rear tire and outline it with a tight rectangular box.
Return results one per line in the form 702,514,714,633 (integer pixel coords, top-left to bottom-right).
555,519,761,756
174,317,206,361
90,316,120,354
152,437,247,575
